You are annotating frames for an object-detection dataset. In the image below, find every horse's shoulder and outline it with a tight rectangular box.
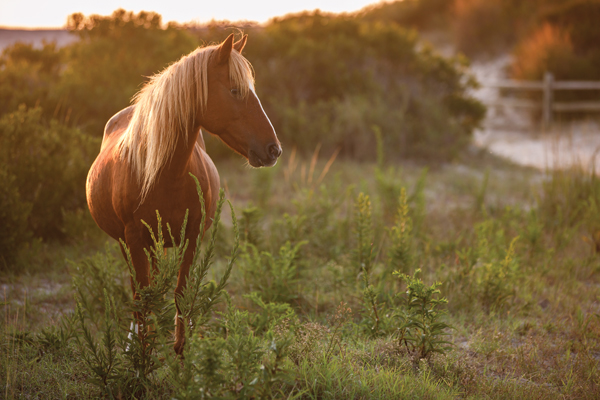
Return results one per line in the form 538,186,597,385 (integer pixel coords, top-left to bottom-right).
103,106,135,143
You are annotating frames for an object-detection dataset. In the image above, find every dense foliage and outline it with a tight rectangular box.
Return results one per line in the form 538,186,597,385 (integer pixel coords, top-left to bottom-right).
513,0,600,81
0,106,98,264
361,0,600,82
244,13,485,161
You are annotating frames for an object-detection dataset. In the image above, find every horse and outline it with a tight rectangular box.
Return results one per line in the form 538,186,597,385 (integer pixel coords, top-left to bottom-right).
86,33,282,355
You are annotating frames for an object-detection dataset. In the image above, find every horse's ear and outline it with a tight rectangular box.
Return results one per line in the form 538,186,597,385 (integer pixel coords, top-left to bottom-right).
233,34,248,54
217,33,235,65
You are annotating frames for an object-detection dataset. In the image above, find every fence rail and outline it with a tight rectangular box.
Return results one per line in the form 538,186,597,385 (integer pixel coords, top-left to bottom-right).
480,72,600,126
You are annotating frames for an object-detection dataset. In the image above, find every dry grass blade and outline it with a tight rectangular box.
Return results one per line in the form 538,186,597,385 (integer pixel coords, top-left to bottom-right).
316,147,340,187
307,143,321,186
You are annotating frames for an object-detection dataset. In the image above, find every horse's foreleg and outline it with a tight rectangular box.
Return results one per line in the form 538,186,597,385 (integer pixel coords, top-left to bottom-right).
120,232,151,344
173,245,195,356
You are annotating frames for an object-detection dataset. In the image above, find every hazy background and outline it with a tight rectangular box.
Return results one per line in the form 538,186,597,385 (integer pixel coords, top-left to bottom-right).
0,0,384,27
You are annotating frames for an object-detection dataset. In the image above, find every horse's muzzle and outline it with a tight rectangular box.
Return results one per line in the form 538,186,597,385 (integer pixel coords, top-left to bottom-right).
249,143,282,167
268,143,282,160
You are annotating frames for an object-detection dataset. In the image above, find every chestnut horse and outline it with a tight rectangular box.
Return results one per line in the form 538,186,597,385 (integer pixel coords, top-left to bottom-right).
86,34,281,354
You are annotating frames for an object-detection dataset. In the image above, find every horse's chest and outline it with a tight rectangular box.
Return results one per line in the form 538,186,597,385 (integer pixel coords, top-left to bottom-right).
136,180,214,239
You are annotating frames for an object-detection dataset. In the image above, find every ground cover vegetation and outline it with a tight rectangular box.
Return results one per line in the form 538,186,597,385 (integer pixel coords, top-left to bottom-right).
1,3,600,399
3,148,600,398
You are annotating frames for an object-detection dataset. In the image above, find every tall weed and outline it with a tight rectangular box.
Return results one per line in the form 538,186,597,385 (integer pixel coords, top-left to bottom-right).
387,187,414,276
394,269,452,360
239,241,306,304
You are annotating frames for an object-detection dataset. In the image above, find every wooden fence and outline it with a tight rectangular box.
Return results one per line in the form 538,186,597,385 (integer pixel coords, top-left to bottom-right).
480,72,600,127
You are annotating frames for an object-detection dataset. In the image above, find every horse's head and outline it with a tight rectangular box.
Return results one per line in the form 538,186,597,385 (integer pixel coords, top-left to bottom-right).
202,34,281,167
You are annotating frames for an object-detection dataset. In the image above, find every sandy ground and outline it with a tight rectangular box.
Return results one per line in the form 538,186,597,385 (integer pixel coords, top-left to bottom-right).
474,125,600,172
470,55,600,172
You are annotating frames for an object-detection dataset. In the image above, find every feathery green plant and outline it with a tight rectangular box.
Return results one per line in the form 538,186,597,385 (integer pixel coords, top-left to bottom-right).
177,175,240,337
353,192,374,275
394,269,452,360
353,192,386,336
475,236,519,311
240,206,263,248
243,292,296,333
75,290,122,397
388,187,414,275
240,240,306,304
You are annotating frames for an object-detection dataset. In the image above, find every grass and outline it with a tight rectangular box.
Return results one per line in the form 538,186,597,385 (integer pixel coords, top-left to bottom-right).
2,149,600,399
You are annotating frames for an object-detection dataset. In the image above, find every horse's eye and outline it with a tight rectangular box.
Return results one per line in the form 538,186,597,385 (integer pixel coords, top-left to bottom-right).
230,88,240,96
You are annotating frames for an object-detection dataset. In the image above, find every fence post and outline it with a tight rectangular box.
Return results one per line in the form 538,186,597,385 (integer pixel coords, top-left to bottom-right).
543,71,554,129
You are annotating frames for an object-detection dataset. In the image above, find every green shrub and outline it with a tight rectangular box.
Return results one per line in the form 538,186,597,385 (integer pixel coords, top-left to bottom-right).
239,206,264,248
274,182,353,261
239,241,306,304
0,42,63,120
387,187,414,276
71,242,131,321
353,192,375,275
359,0,453,31
453,217,521,311
61,10,199,133
0,166,31,268
353,192,391,336
471,233,519,311
240,12,485,161
394,269,452,360
0,105,99,243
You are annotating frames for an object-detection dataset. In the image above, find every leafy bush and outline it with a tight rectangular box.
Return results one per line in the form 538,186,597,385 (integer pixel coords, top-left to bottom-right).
394,269,453,360
0,166,31,267
512,23,579,81
387,187,414,275
0,42,63,120
62,10,199,133
452,217,521,311
244,13,485,161
359,0,453,31
453,0,521,56
508,0,600,84
239,241,306,304
0,106,99,243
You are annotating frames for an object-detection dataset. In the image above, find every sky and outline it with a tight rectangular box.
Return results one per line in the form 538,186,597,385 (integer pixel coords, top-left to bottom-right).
0,0,387,29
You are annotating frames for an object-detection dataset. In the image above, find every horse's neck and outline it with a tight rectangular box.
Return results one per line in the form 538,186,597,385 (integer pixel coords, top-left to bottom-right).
166,122,204,174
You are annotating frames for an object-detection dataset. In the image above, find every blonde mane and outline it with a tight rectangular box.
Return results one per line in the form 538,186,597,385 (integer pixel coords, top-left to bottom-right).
117,44,254,203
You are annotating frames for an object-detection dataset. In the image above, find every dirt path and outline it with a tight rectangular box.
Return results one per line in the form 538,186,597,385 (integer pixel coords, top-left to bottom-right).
470,56,600,172
474,125,600,171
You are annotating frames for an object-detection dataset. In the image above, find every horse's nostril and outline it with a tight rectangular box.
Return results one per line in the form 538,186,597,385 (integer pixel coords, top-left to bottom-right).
268,143,282,159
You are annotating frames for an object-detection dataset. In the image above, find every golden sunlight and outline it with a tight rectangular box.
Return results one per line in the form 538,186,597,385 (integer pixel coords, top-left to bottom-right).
0,0,389,28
